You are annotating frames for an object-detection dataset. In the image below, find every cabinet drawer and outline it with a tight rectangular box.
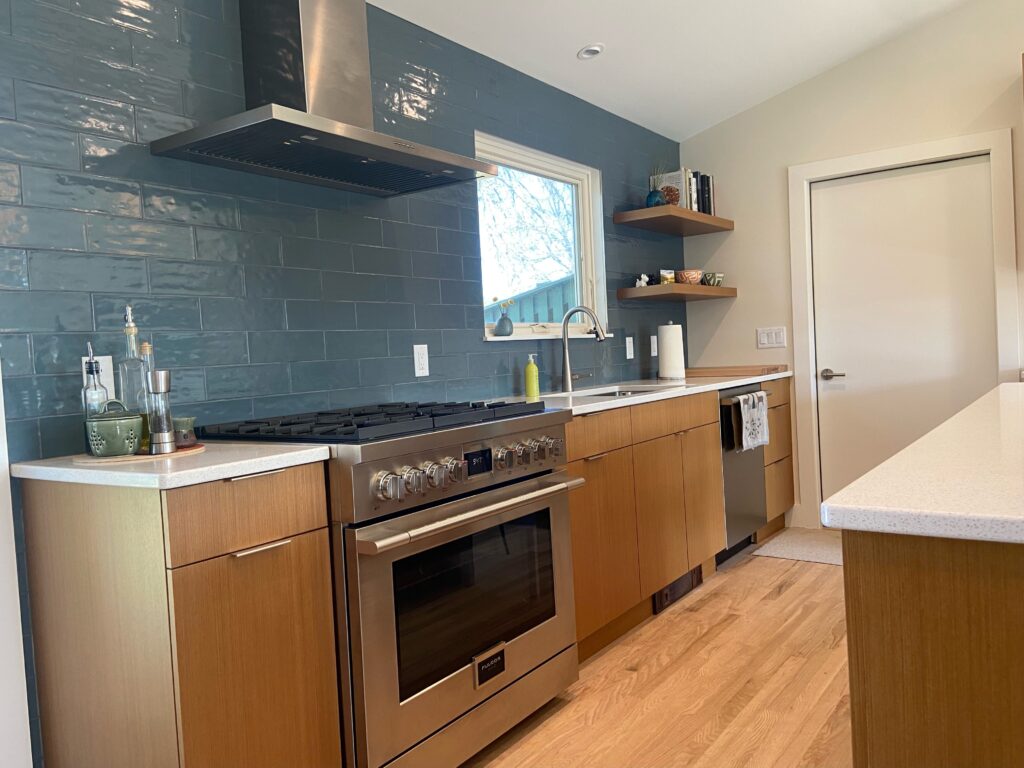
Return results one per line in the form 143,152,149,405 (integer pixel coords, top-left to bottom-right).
630,392,718,444
565,408,633,461
163,462,327,567
764,404,792,466
766,456,795,521
761,378,791,407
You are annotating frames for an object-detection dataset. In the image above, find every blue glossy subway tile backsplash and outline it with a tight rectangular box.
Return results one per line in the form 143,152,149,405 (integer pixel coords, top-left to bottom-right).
2,4,687,763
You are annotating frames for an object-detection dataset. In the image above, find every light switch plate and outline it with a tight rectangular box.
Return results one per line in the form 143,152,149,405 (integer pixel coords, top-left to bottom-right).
625,337,634,360
81,356,116,398
650,335,658,357
756,326,787,349
413,345,429,377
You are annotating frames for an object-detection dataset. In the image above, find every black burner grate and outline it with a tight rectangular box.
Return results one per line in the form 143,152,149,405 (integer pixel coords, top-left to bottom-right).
197,400,547,444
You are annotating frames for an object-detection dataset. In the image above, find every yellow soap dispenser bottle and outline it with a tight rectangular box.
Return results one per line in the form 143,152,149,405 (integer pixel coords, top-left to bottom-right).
525,353,540,401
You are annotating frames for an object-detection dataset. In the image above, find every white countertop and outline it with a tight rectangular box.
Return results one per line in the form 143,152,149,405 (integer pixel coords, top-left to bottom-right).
821,384,1024,544
541,371,792,415
11,443,330,490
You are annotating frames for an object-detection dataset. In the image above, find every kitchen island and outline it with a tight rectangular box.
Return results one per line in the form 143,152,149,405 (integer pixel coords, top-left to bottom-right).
821,383,1024,768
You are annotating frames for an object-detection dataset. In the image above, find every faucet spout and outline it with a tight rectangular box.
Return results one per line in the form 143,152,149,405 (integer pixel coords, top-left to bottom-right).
561,305,608,393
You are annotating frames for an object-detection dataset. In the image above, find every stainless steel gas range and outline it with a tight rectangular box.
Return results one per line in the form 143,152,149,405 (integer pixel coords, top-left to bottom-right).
200,401,580,768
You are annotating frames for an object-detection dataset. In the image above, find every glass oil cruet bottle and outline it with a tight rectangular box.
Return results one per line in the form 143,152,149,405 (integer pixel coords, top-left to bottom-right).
118,305,150,448
81,342,108,418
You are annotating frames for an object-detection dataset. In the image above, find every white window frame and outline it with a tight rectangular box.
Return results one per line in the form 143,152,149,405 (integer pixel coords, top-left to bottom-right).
475,131,608,341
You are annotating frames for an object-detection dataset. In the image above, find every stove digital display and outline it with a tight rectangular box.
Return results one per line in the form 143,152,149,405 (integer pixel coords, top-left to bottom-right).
464,448,493,476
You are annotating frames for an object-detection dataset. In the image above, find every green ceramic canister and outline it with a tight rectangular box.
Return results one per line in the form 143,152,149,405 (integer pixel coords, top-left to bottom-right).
84,400,144,457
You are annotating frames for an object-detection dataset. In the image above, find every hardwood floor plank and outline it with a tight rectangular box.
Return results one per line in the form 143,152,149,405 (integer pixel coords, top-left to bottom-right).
465,554,851,768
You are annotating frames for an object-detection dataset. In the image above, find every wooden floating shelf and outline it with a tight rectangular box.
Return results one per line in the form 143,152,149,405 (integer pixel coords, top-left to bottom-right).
616,284,738,302
613,205,735,237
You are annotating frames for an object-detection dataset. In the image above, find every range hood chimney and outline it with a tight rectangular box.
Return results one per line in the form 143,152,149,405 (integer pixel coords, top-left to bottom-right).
150,0,496,197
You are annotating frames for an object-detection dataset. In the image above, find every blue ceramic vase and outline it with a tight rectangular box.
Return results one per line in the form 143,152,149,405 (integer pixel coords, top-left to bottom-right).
646,189,666,207
494,312,514,336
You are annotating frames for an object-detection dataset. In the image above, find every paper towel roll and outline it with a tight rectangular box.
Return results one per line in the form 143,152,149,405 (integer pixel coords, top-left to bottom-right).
658,322,686,380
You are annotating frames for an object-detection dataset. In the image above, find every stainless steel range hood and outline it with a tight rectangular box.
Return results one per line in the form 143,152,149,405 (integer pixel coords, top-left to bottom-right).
150,0,496,197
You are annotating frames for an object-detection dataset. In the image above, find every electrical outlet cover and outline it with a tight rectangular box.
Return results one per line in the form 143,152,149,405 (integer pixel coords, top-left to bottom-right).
625,337,634,360
650,335,658,357
756,326,788,349
413,345,429,377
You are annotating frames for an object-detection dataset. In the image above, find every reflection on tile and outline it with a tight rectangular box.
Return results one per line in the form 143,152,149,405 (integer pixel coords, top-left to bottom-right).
291,360,359,392
22,168,142,217
11,0,132,65
0,119,79,169
32,331,122,374
249,330,324,363
94,294,201,330
196,227,279,265
29,251,147,292
143,185,238,228
70,0,179,39
152,331,248,367
285,300,356,331
0,248,28,289
134,108,198,144
0,333,32,376
86,215,194,258
200,297,285,331
131,35,242,95
149,259,242,296
3,374,81,418
81,135,191,187
0,207,87,251
206,363,289,398
13,81,134,140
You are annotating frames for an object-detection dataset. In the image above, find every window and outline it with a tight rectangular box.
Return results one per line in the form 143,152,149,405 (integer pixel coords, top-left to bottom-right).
475,132,606,340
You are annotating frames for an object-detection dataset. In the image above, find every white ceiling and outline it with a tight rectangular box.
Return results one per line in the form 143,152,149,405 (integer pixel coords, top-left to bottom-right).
368,0,969,141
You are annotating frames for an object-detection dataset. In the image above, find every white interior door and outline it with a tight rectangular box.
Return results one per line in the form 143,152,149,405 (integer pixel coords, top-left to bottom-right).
811,155,999,498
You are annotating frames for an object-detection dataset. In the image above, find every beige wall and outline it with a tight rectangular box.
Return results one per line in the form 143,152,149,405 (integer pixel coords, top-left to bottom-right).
680,0,1024,368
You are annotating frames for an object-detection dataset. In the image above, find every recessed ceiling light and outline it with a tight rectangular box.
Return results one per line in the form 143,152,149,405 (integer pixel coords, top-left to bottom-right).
577,43,604,61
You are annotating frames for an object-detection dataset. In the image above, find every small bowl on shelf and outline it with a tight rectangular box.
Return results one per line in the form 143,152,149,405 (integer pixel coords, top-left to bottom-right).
676,269,704,285
701,272,725,287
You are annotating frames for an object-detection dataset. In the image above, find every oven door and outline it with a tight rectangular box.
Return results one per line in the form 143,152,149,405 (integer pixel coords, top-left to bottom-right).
345,472,581,768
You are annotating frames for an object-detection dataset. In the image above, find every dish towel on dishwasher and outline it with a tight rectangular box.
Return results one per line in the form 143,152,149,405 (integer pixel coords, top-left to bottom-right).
738,391,770,451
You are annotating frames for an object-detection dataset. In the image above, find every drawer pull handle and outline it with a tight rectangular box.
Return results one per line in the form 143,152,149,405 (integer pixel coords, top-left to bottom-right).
584,452,608,462
232,539,292,558
227,468,286,482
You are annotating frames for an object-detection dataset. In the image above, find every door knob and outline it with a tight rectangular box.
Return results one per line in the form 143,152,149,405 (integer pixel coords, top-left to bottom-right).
820,368,846,380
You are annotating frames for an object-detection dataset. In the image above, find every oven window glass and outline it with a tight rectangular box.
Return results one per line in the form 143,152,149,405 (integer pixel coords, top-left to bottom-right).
392,509,555,701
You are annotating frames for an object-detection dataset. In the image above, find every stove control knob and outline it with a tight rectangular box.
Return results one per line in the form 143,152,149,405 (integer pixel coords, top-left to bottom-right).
514,443,532,465
442,456,468,483
401,466,427,495
526,438,545,460
421,461,446,489
494,447,514,471
541,436,563,458
373,471,404,502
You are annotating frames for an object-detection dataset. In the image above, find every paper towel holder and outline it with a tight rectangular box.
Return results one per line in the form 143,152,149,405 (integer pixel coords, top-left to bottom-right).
657,321,687,381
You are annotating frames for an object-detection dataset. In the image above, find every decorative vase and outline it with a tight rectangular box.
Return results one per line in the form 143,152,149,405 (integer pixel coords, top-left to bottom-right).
494,312,514,337
646,189,666,208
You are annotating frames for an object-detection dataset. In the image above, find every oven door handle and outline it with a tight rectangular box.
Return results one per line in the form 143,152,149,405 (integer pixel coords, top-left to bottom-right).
356,475,585,555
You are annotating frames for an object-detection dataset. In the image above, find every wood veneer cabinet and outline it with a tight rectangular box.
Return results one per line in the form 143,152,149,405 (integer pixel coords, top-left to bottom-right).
682,422,728,566
565,448,643,640
632,434,690,597
22,463,341,768
760,379,795,521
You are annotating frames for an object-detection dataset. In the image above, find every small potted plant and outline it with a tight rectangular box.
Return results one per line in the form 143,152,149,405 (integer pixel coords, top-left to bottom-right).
493,297,515,336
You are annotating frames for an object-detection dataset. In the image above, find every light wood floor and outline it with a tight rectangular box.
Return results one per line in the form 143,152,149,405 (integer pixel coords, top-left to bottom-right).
466,553,852,768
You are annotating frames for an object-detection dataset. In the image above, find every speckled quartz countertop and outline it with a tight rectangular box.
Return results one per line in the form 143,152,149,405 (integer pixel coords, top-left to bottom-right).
821,384,1024,544
541,371,792,415
11,443,330,490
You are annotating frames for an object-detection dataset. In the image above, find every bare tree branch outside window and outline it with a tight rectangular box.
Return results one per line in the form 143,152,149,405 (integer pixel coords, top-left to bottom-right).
478,165,579,309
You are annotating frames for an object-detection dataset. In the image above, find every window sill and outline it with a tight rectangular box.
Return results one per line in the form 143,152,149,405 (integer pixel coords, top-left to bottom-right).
483,332,615,342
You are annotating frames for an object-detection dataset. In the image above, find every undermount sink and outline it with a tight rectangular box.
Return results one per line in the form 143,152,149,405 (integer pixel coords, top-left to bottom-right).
557,384,683,398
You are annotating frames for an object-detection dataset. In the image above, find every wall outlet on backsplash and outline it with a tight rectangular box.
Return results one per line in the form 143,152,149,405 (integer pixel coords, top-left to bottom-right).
413,345,430,377
626,337,634,360
81,356,116,399
650,336,658,357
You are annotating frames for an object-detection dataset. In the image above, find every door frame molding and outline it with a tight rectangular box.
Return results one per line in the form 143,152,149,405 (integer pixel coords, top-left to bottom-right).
787,130,1018,528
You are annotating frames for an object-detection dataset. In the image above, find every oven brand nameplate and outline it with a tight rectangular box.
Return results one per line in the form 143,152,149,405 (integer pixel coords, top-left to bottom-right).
473,642,506,688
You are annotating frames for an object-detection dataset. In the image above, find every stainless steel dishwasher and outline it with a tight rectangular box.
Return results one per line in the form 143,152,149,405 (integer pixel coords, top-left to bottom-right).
718,384,768,558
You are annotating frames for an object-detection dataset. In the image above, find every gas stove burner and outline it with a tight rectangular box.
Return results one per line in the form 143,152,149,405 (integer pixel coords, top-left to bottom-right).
198,399,547,444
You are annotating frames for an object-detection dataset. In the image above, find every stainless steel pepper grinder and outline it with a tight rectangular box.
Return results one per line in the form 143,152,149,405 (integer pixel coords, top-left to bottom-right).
147,369,177,455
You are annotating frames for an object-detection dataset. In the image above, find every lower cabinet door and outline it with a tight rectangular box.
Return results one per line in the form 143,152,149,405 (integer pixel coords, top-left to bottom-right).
766,456,795,521
632,435,690,598
169,528,342,768
682,422,727,566
566,447,643,640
